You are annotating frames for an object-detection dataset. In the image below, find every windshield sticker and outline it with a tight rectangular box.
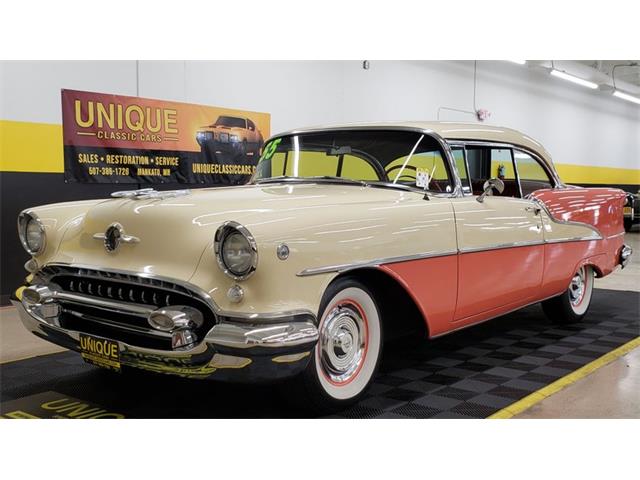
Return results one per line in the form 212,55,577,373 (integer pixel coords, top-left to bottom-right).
416,168,429,188
262,138,282,161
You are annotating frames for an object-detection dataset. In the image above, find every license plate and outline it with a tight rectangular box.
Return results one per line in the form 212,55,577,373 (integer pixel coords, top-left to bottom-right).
79,334,121,372
624,207,632,215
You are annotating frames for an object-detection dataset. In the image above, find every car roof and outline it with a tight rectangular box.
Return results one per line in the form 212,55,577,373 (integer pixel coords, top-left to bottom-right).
273,121,554,167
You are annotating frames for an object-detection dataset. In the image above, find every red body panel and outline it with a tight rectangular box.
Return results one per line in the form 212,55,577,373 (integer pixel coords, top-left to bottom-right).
377,187,626,339
378,256,458,337
454,245,543,322
532,187,627,239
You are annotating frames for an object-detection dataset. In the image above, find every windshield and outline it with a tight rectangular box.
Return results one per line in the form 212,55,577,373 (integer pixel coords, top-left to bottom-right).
253,130,453,192
214,116,246,128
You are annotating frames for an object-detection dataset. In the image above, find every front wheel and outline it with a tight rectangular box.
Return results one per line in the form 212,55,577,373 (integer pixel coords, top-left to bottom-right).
288,278,383,413
542,265,595,324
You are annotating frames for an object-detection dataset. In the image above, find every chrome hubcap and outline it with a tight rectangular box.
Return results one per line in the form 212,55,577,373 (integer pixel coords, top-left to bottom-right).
319,304,366,384
569,267,585,305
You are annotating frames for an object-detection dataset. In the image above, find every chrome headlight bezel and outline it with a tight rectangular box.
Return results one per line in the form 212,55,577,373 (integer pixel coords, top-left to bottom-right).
214,221,258,281
18,211,46,256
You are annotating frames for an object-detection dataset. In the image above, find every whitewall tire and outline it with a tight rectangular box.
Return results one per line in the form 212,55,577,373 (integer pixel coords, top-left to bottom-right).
290,278,383,412
542,265,595,323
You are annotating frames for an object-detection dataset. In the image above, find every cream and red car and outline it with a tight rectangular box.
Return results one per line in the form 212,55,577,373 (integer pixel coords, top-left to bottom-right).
13,122,632,411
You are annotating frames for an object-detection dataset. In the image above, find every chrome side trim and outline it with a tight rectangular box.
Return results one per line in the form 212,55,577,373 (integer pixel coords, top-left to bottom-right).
546,237,601,244
297,250,458,277
297,232,605,277
458,240,543,254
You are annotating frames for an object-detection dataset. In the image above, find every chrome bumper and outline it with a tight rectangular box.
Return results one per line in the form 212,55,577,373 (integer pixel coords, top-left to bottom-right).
12,291,318,382
620,244,633,268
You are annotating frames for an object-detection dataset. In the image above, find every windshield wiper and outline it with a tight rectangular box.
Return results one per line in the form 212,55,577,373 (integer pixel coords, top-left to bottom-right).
254,176,369,187
307,176,369,187
254,175,292,184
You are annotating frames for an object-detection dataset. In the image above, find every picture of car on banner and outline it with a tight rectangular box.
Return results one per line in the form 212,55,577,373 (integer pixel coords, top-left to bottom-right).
196,115,264,184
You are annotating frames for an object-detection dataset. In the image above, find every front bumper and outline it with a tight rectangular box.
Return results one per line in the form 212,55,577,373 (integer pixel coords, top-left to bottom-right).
12,290,318,382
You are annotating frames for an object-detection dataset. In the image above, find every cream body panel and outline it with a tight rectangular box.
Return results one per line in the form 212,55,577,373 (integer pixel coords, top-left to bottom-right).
31,183,457,316
451,196,544,250
539,211,602,242
24,199,107,269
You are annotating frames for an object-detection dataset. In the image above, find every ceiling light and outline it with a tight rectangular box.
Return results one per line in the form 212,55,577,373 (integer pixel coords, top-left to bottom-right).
613,90,640,105
550,69,598,89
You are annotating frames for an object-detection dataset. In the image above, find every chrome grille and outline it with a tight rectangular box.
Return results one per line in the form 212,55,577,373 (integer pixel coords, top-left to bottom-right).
37,265,216,350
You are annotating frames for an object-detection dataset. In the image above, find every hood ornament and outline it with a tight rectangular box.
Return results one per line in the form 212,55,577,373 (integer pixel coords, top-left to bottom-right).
93,223,140,252
111,188,190,200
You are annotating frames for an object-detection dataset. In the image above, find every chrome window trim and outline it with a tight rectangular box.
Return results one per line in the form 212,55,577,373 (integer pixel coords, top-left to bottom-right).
446,140,562,191
297,250,459,277
254,126,464,198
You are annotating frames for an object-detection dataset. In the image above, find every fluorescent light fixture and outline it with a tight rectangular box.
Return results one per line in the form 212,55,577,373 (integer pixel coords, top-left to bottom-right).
550,69,598,89
613,90,640,105
507,60,527,65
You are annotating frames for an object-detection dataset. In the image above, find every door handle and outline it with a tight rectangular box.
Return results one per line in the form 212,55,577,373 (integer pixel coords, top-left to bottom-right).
525,205,541,215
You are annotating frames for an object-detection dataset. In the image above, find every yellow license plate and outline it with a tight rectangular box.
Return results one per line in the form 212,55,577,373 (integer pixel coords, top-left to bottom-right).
623,207,632,214
79,334,121,371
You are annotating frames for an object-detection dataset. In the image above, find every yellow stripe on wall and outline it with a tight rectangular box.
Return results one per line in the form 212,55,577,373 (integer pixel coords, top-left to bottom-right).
0,120,63,173
556,163,640,186
0,119,639,185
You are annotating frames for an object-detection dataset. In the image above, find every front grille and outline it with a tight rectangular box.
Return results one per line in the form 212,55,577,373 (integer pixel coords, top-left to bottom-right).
39,265,216,350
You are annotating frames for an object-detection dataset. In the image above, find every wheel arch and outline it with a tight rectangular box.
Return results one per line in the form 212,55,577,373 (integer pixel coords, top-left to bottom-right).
326,267,429,341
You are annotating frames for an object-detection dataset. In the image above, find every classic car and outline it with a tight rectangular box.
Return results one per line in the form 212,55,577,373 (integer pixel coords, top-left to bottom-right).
13,122,633,411
196,115,263,157
624,191,639,232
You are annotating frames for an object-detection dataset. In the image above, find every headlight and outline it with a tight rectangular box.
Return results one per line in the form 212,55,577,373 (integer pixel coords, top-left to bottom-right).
229,134,239,143
214,221,258,280
18,211,46,256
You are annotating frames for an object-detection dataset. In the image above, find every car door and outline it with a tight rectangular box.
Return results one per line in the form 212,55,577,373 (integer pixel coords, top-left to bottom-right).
450,145,545,324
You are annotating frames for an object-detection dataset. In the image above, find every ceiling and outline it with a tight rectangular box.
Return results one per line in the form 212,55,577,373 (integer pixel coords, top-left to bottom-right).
576,60,640,88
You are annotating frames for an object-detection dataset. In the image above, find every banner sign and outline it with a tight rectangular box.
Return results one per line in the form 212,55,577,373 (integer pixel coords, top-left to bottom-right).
61,89,270,184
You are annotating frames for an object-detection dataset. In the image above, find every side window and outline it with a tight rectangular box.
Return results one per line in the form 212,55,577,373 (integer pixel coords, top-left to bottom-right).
451,147,470,193
247,119,256,131
514,150,554,196
490,148,519,197
465,146,519,197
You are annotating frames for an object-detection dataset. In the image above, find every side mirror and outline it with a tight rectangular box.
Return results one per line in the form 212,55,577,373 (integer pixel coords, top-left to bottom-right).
477,178,505,203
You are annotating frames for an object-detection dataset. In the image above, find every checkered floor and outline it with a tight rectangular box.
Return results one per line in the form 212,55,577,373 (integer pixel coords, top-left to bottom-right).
1,289,638,418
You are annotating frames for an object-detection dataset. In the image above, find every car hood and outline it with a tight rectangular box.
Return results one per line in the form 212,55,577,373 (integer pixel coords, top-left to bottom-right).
49,183,422,282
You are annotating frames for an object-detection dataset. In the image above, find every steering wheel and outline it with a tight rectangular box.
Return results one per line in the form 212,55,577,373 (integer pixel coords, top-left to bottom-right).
385,164,417,179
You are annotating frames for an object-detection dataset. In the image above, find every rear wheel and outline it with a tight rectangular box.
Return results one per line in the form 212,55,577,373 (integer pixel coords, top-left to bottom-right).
542,265,594,323
288,278,382,413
